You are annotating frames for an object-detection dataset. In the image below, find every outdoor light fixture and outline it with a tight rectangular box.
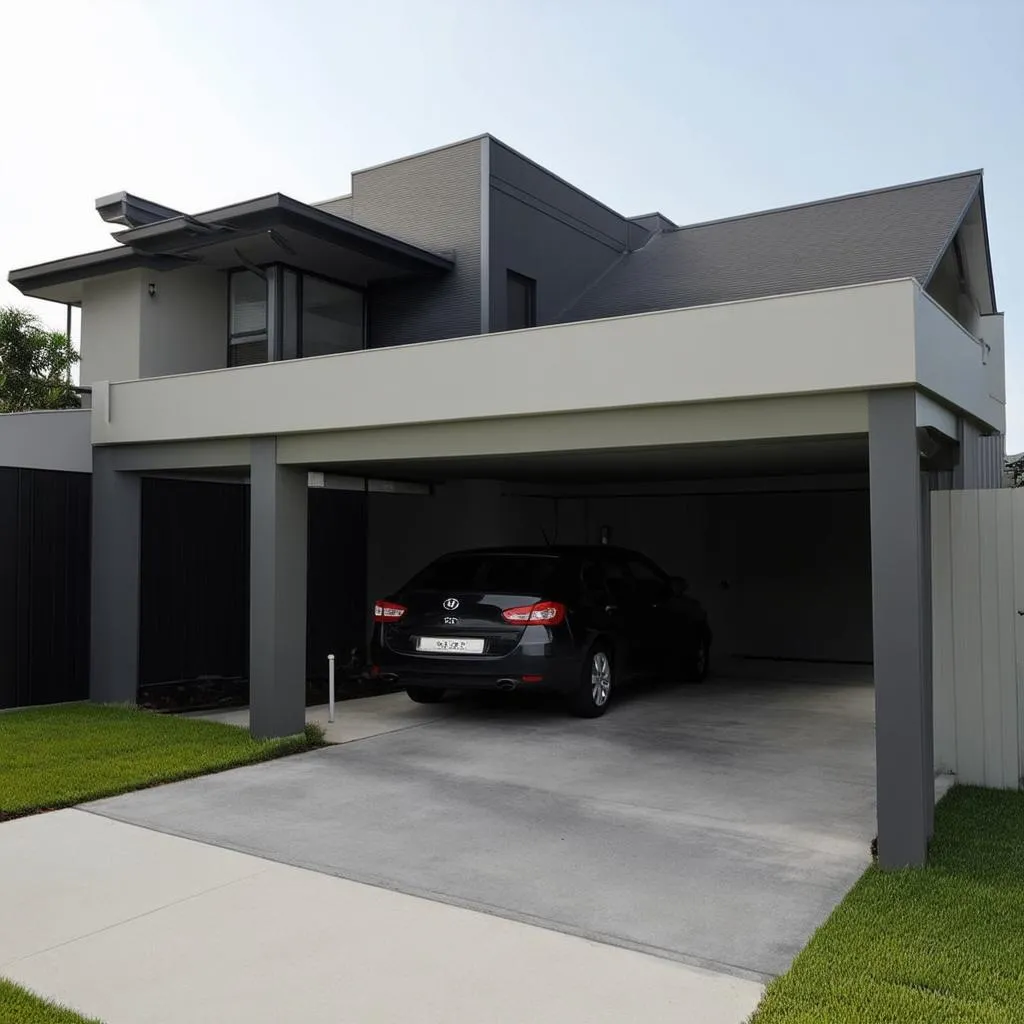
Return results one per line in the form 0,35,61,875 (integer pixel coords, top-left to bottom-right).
147,282,156,297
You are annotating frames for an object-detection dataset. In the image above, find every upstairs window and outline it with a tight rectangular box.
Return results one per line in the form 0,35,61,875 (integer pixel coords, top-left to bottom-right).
227,267,365,366
228,270,268,366
506,270,536,330
301,275,364,357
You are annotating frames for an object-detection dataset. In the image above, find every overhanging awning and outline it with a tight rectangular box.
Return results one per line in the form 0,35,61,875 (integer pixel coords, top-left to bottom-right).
9,193,454,303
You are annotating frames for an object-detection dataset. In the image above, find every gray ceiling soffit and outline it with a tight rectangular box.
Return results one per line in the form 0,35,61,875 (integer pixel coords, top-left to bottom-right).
110,194,454,274
7,247,189,293
95,191,185,227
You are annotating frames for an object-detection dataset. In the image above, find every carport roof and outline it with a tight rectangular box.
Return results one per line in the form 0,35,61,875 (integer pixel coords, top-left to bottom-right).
562,170,987,322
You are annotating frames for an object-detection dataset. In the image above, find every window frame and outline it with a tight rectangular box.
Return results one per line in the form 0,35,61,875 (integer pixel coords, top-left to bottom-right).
226,268,270,367
225,265,368,367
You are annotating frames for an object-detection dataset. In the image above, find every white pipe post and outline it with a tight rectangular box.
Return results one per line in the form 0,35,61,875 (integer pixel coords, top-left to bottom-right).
328,654,335,723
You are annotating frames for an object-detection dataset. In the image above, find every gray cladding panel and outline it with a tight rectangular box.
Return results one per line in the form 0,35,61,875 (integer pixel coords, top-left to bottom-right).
315,196,353,219
489,191,625,329
488,141,628,329
563,173,981,322
957,423,1005,489
353,139,482,347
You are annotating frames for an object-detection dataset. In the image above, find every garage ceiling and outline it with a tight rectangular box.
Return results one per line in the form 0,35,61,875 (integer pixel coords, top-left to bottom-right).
312,434,869,484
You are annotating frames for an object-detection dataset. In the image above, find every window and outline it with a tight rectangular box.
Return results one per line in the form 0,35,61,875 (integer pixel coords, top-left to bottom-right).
625,556,672,604
408,554,559,593
228,270,268,367
301,276,364,357
506,271,536,330
579,560,612,606
601,558,634,606
226,267,365,365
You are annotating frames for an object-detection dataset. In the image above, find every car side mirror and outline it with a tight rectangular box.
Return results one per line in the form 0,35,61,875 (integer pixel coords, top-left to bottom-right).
671,577,689,597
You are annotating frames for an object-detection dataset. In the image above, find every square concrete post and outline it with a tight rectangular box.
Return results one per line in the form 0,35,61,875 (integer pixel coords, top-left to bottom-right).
90,448,141,703
249,438,307,738
869,389,931,868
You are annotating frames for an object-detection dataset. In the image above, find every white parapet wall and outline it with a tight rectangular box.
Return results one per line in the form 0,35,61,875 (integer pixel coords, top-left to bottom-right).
932,488,1023,789
0,409,92,474
88,277,992,447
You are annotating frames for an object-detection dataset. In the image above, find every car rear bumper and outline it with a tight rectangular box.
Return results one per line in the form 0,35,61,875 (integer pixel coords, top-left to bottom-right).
370,639,580,694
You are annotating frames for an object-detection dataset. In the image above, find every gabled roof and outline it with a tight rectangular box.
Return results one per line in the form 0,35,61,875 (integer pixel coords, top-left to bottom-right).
560,170,984,323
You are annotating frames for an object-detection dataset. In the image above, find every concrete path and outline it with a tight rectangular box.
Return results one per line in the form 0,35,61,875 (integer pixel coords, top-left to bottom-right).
0,810,763,1024
92,676,876,979
190,690,458,744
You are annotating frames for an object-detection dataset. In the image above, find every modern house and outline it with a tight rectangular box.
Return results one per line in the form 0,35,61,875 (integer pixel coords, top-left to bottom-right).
2,134,1005,869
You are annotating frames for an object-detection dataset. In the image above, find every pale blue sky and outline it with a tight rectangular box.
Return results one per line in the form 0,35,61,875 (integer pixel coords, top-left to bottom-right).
2,0,1022,442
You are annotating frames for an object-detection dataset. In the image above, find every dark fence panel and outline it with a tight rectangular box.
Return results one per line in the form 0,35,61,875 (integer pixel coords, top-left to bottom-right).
139,478,250,687
307,488,368,681
138,479,368,694
0,467,91,709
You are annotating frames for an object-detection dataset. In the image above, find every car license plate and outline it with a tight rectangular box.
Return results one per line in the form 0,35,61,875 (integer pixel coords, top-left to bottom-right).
416,637,485,654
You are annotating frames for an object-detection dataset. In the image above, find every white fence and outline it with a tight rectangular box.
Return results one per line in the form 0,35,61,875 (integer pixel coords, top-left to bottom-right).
932,489,1024,788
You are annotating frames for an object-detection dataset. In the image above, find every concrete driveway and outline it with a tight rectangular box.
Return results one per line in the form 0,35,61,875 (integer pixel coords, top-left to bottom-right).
89,669,876,981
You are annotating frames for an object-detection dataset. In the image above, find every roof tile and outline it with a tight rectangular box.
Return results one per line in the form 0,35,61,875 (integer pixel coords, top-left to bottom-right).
561,172,981,322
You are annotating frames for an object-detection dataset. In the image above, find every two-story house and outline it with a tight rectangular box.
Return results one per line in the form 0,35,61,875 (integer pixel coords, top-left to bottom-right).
3,134,1005,867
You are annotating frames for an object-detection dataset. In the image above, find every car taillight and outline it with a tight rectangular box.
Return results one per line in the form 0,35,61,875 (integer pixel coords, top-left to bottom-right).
501,601,567,626
374,600,407,623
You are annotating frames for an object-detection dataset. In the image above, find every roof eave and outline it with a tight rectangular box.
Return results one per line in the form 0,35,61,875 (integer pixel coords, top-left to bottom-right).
919,173,997,311
111,193,454,274
976,179,999,311
7,247,190,301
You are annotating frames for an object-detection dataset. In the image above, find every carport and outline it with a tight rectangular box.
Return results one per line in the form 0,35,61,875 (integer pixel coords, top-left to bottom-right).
93,391,903,861
88,279,1002,869
93,424,887,982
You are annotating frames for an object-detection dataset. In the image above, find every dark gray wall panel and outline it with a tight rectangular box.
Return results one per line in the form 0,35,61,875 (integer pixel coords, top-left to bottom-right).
488,141,628,329
354,139,483,347
490,141,629,248
91,450,140,704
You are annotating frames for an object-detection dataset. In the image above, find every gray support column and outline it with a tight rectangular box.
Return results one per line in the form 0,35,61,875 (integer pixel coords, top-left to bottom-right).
869,389,930,867
90,448,141,703
249,437,307,738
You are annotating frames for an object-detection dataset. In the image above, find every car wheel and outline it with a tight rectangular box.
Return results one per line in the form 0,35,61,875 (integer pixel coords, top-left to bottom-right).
570,647,613,718
682,634,710,683
406,686,446,704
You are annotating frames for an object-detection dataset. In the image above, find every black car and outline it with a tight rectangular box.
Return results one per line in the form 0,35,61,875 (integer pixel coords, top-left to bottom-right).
369,545,711,717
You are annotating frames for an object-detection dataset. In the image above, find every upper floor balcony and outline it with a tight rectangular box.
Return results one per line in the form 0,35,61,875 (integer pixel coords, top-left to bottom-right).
87,279,1005,453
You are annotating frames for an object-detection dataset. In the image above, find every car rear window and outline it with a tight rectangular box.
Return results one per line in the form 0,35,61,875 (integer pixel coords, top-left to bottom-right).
408,554,560,594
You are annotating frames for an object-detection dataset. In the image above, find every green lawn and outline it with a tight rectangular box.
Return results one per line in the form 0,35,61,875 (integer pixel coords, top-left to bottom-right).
0,980,100,1024
0,702,323,818
750,786,1024,1023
